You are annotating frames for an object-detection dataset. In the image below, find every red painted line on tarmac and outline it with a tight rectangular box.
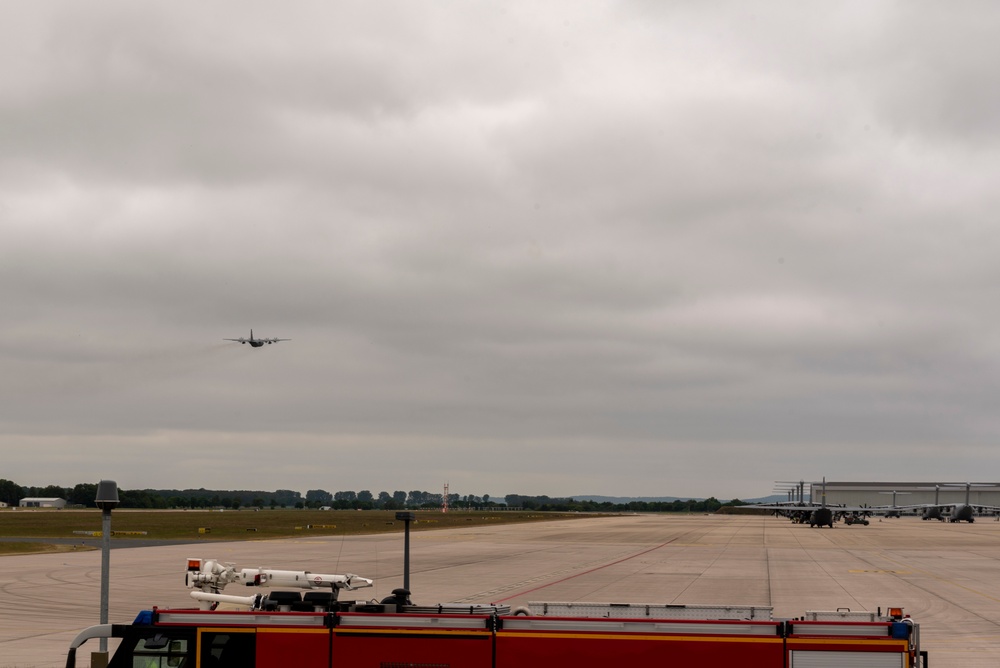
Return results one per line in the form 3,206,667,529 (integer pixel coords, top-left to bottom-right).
494,537,681,603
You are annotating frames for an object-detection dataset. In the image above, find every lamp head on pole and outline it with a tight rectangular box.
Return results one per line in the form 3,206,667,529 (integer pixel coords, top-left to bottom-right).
95,480,119,511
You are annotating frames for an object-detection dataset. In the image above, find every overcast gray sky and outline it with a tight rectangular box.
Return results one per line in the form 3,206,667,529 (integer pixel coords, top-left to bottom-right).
3,1,1000,501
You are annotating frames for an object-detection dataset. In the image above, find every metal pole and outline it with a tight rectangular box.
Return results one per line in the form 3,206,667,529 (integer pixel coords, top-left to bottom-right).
403,520,410,592
395,511,416,594
94,479,118,660
100,508,111,653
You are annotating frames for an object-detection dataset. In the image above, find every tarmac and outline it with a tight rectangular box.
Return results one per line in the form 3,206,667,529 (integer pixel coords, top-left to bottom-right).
2,513,1000,667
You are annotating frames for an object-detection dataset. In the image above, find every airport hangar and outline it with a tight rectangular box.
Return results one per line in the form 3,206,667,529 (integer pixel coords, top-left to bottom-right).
780,481,1000,507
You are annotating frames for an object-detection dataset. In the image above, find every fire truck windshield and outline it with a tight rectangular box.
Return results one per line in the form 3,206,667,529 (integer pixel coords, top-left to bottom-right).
107,628,193,668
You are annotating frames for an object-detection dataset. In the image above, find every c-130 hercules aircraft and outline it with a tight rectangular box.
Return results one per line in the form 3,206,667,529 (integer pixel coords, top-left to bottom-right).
752,479,1000,526
748,478,892,528
224,329,290,347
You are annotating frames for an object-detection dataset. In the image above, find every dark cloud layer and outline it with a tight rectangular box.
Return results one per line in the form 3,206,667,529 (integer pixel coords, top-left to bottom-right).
3,2,1000,499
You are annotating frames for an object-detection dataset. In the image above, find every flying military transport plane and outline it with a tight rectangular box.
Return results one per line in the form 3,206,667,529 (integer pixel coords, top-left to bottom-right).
224,329,290,347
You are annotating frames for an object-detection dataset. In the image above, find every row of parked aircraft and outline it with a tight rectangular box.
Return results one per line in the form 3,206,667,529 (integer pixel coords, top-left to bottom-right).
751,480,1000,527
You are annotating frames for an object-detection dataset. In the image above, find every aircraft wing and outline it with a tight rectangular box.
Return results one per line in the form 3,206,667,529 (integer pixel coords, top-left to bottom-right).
223,338,245,342
900,502,1000,513
836,506,890,514
745,503,891,515
742,503,836,516
263,338,290,343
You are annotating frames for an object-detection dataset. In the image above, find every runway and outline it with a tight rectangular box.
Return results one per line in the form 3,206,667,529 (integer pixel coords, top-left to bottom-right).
3,513,1000,667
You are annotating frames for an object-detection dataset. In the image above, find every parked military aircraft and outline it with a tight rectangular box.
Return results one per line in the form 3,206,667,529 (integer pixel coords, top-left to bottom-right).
748,478,883,528
903,483,1000,523
920,486,944,521
878,490,911,518
754,480,1000,525
224,329,290,347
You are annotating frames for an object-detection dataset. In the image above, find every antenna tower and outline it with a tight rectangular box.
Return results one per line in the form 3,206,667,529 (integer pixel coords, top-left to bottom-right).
442,482,449,513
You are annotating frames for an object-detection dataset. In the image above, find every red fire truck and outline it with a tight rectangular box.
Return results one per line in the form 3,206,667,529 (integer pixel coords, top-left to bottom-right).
65,558,926,667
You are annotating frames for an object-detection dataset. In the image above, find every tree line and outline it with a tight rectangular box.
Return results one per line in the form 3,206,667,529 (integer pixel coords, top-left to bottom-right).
1,480,481,510
505,495,747,513
0,479,746,513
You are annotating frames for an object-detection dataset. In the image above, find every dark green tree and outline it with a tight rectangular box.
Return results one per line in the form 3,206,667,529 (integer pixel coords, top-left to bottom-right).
0,479,21,506
68,483,98,507
306,489,333,505
38,484,68,498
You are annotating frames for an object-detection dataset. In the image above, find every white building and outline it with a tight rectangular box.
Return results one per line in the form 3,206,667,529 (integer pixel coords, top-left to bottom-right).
19,497,67,509
798,482,1000,508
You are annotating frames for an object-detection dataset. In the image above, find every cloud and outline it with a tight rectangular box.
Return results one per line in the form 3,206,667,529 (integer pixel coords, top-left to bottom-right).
3,2,1000,498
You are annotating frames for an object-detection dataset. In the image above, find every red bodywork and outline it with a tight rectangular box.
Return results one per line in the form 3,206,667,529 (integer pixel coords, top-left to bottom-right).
119,609,915,668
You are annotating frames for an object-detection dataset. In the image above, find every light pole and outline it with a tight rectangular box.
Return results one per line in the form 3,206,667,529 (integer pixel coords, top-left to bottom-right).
95,480,119,656
395,511,416,592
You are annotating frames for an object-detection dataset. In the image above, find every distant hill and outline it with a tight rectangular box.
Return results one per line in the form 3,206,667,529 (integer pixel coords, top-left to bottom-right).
742,495,786,504
572,495,706,504
571,495,785,504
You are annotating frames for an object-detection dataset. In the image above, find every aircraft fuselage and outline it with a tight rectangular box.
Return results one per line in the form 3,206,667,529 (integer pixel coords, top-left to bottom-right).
810,507,834,528
225,329,287,347
950,504,975,523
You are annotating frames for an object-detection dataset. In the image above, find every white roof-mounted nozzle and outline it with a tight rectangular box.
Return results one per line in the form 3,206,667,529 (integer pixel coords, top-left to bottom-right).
185,558,373,609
